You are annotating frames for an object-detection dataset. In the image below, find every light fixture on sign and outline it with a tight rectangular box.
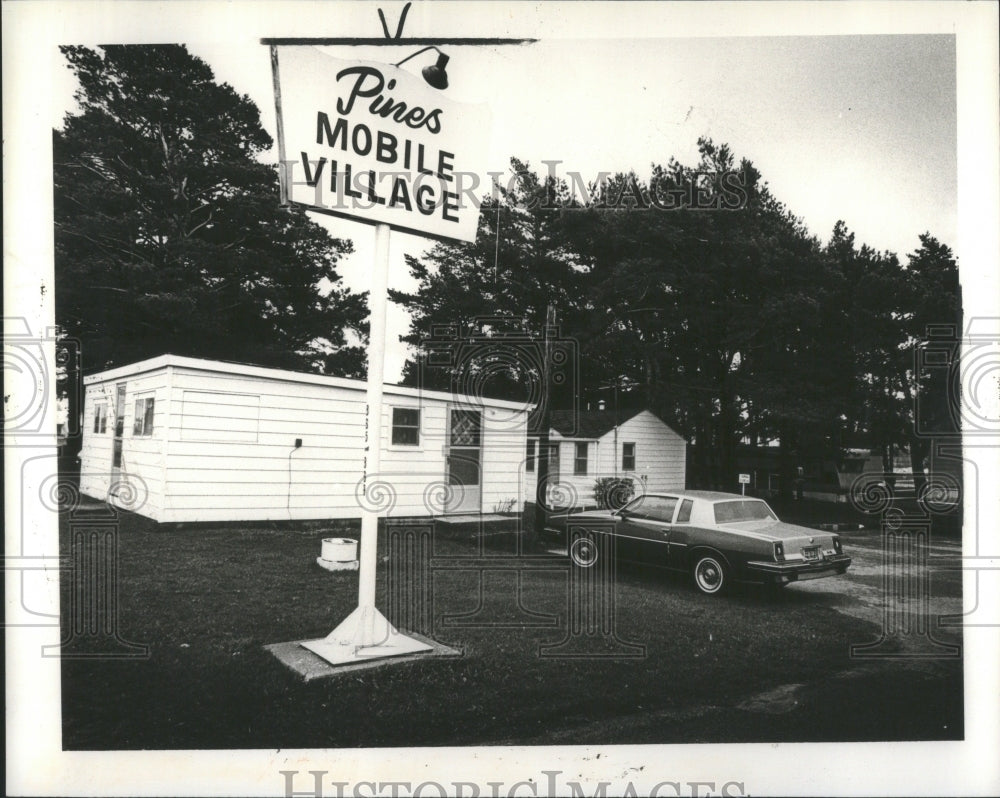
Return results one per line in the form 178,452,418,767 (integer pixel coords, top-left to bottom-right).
394,45,450,90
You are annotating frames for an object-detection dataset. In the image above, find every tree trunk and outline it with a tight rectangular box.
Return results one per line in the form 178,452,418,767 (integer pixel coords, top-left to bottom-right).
909,433,930,499
718,389,738,491
59,339,83,486
778,422,796,501
532,304,557,547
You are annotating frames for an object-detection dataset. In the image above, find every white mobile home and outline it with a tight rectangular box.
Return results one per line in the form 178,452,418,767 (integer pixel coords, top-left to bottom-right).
524,409,687,509
79,355,531,523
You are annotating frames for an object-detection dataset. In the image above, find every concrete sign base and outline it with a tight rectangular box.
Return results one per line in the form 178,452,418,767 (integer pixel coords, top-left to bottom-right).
266,626,459,680
296,605,436,667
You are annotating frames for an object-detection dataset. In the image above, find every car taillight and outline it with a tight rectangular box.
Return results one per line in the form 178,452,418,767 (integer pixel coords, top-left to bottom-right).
833,537,842,554
774,542,784,561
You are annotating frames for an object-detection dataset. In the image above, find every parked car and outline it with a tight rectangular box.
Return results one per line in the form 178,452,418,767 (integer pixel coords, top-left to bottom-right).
543,490,851,595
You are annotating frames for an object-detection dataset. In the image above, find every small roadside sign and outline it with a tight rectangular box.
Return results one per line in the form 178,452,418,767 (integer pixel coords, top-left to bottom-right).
739,472,750,495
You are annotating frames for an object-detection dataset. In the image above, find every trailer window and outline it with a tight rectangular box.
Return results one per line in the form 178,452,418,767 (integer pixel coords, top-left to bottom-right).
93,402,108,434
132,396,155,437
391,408,420,446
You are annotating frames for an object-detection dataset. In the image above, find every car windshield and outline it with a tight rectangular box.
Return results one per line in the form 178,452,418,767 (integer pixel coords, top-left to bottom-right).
713,500,777,524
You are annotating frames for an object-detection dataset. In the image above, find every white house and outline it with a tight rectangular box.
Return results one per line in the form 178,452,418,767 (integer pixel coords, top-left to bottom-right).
79,355,531,523
523,408,687,509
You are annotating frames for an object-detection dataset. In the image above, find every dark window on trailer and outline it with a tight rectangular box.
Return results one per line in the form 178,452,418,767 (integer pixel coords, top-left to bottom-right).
391,407,420,445
132,397,154,437
526,439,536,472
574,442,589,475
93,403,107,434
622,442,636,471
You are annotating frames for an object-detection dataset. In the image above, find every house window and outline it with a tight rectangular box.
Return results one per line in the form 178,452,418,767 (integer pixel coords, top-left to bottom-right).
391,407,420,446
132,396,155,437
526,439,536,472
622,442,636,471
574,442,589,475
93,403,108,434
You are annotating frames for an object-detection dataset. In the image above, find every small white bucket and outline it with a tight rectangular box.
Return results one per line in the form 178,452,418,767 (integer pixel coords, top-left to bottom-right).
321,537,358,563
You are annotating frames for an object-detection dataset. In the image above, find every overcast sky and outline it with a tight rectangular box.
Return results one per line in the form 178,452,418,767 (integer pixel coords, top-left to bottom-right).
50,19,957,381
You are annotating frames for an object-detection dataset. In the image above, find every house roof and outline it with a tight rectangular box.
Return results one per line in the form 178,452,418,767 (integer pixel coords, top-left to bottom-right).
548,408,648,440
83,354,535,412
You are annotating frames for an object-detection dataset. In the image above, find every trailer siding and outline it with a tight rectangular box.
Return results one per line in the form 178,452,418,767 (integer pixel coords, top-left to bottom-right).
80,356,529,523
79,370,168,520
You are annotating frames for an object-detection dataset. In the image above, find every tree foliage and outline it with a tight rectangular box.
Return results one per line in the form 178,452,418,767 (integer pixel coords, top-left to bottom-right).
394,141,961,492
390,158,589,406
54,45,367,377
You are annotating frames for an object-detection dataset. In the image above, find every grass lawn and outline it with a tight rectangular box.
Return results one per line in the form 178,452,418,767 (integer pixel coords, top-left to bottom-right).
60,510,962,749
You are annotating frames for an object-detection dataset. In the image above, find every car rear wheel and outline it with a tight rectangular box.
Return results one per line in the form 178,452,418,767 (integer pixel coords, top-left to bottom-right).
692,553,728,595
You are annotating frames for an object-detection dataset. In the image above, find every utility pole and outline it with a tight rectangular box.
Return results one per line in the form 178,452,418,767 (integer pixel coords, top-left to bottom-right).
533,304,556,548
613,378,619,479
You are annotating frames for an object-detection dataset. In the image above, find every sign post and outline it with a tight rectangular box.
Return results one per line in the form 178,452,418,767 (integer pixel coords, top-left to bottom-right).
301,220,433,662
739,472,750,496
265,41,506,665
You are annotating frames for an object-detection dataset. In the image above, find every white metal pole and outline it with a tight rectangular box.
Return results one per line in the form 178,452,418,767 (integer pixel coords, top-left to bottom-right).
358,222,392,646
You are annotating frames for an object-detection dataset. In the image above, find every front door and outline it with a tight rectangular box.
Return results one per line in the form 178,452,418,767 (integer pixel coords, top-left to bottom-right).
445,408,482,514
111,382,126,472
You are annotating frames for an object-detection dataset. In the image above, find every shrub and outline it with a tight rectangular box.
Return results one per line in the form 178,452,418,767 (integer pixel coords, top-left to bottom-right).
594,477,635,510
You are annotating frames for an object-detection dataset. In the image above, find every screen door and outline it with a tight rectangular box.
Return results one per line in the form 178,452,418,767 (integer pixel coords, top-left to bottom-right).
445,408,482,513
112,382,126,470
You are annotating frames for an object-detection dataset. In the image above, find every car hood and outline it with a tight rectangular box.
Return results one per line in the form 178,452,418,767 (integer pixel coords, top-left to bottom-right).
718,519,831,543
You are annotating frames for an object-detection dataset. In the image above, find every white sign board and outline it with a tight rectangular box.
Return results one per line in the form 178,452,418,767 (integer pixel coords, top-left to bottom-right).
738,473,751,484
276,46,491,242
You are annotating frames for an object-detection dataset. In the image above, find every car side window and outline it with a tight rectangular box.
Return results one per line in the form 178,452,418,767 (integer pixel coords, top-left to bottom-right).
622,496,646,516
676,499,693,523
642,496,678,523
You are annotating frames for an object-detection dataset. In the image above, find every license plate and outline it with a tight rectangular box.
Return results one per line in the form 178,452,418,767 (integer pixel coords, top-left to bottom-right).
802,546,820,561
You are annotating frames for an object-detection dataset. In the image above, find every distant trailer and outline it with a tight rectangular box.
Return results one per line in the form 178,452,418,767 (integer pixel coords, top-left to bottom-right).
79,355,532,523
